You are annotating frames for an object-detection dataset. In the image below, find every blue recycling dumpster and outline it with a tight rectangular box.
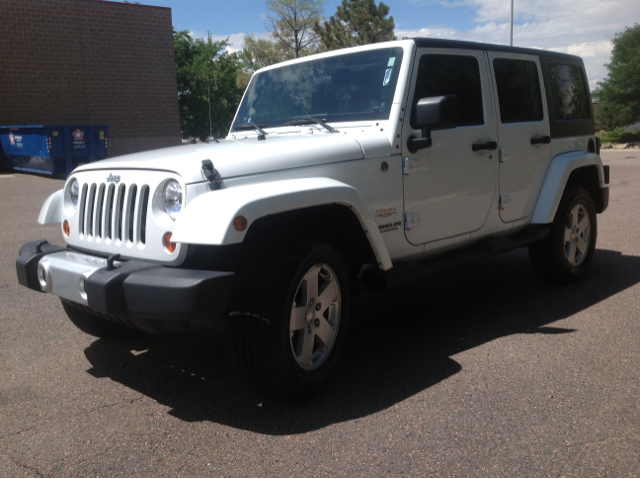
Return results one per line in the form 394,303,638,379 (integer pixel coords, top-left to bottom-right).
0,125,109,178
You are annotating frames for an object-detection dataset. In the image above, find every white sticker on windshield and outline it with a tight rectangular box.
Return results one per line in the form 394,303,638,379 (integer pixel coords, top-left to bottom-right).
387,57,396,67
383,68,392,86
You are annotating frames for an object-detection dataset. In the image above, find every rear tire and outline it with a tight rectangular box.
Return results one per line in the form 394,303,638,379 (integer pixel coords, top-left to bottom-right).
61,300,140,340
229,238,351,402
529,186,597,284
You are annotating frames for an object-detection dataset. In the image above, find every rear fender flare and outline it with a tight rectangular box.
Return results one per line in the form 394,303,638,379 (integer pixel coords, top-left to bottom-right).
531,152,605,224
171,178,393,270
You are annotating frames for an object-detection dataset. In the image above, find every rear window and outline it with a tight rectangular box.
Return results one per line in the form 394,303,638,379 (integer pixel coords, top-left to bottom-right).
548,63,590,120
493,58,544,123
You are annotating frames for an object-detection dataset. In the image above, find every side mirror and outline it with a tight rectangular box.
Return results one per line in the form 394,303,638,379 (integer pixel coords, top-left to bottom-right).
408,95,459,153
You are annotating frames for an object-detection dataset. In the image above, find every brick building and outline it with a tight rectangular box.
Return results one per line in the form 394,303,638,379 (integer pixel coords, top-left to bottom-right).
0,0,181,158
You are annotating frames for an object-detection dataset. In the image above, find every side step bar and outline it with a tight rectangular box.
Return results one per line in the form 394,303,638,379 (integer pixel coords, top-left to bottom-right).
361,225,551,291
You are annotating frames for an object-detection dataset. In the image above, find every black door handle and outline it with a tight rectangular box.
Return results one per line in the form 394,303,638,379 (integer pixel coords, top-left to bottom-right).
472,141,498,152
530,135,551,145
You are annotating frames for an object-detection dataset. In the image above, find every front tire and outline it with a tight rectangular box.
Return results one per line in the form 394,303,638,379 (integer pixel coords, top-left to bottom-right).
529,186,597,283
61,300,140,340
229,240,351,401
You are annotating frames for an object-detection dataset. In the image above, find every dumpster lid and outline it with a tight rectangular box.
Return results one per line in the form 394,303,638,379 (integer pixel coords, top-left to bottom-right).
0,125,111,129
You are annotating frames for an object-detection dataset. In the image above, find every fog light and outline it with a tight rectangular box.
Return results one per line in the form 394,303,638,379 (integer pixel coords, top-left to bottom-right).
37,263,49,289
233,216,248,231
63,220,70,236
163,232,177,253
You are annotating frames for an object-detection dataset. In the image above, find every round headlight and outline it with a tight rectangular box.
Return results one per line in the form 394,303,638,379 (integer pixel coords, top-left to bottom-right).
163,180,182,220
69,179,79,207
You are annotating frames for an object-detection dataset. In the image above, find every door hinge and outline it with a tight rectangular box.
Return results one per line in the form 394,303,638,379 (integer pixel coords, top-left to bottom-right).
404,213,420,230
499,194,511,210
499,148,511,163
403,157,419,175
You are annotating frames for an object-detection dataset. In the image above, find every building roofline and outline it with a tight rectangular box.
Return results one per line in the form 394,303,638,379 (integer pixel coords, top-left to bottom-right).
81,0,171,11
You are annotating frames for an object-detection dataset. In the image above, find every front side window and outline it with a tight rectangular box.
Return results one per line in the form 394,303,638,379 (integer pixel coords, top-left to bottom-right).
548,63,590,120
411,54,484,128
232,47,404,129
494,58,544,123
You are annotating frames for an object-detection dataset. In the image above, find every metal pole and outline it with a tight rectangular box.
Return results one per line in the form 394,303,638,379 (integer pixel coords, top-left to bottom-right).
207,33,213,139
510,0,514,46
207,68,213,138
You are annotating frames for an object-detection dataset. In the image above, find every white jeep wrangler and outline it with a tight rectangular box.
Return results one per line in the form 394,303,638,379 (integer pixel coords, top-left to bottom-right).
17,39,609,400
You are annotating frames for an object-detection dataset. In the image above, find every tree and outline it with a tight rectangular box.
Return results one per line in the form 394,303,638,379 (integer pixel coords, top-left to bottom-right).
594,24,640,129
314,0,396,51
174,30,245,139
242,33,293,71
265,0,325,58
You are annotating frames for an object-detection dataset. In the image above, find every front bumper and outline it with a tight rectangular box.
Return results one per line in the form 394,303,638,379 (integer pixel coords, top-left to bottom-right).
16,240,235,321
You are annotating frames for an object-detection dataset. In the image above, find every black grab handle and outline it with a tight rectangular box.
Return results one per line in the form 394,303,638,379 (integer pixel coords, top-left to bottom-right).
472,141,498,152
530,135,551,145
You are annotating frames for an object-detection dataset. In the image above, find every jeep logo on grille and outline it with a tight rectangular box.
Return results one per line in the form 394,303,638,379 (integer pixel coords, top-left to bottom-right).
107,174,121,183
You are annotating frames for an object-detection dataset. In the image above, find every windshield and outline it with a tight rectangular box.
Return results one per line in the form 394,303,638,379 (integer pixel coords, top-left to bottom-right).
232,47,404,130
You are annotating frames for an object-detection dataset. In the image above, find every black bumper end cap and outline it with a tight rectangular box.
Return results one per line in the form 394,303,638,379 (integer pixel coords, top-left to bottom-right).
16,240,66,290
601,186,609,212
596,186,609,214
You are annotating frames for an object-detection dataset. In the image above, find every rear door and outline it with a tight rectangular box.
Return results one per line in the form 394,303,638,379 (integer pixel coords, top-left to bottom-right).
402,48,498,245
487,52,551,222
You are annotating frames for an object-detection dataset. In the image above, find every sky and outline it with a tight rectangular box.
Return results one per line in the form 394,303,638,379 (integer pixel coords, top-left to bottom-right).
139,0,640,89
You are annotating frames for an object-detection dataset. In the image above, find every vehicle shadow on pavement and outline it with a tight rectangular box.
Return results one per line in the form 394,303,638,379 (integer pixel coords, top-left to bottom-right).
84,248,640,434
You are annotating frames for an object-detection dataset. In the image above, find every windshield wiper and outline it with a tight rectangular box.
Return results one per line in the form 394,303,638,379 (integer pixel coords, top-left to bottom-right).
284,117,339,133
234,122,267,141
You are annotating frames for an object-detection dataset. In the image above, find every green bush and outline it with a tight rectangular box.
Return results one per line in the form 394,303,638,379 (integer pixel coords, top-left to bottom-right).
607,126,627,139
619,131,640,143
603,124,640,143
620,122,640,142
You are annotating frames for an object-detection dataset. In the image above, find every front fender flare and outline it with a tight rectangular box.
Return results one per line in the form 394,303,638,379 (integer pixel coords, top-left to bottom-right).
531,151,605,224
38,189,63,225
171,178,393,270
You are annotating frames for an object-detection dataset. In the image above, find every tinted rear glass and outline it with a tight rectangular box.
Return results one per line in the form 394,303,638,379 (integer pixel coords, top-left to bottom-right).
494,58,544,123
548,63,590,120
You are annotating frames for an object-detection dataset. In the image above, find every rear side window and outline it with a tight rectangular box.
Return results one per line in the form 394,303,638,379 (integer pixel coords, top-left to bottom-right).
493,58,544,123
548,63,590,120
412,54,484,128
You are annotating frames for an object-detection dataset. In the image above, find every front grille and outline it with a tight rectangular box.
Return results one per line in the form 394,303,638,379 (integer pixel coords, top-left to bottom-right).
78,181,149,245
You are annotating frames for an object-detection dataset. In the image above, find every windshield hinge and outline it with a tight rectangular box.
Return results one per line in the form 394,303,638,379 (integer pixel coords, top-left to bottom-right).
202,160,223,190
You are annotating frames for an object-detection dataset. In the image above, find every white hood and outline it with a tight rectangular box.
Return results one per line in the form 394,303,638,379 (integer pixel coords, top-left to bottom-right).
75,133,391,184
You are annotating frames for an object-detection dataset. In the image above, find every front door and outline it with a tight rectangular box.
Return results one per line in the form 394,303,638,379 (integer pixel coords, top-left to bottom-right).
487,52,551,223
402,49,498,245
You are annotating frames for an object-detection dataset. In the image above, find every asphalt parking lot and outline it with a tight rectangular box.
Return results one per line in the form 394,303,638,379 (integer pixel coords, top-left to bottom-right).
1,150,639,477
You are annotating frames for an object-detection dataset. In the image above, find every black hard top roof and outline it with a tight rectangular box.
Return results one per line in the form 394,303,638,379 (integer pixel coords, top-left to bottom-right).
411,38,583,62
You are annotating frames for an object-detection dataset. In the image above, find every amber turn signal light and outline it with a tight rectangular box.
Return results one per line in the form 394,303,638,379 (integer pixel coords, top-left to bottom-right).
163,232,177,253
63,220,70,236
233,216,248,231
